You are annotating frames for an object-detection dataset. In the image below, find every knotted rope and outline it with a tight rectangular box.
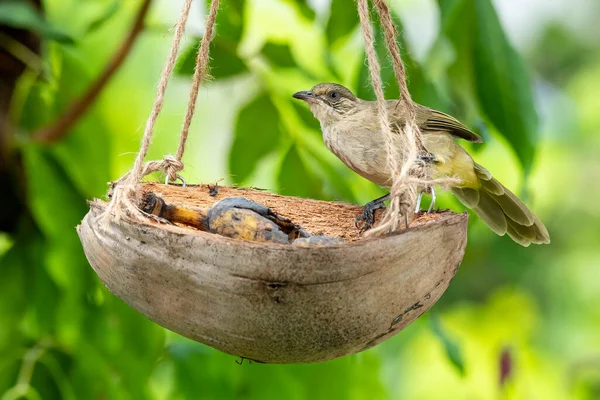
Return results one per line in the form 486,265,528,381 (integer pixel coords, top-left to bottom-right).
103,0,220,221
357,0,451,235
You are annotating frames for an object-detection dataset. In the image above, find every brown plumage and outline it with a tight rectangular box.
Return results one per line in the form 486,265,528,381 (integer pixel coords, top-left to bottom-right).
293,83,550,246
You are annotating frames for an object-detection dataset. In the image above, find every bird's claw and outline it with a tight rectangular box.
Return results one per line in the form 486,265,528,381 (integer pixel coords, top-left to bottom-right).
414,186,437,214
208,182,219,196
355,195,389,232
355,210,375,232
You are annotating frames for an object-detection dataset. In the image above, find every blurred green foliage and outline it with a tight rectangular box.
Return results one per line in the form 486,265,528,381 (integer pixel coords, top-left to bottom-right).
1,0,599,399
0,1,75,44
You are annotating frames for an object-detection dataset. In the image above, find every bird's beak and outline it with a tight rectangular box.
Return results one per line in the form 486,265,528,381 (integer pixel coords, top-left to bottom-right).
292,90,316,103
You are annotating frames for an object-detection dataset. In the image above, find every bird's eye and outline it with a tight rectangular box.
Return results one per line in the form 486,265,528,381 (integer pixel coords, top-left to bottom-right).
329,91,338,99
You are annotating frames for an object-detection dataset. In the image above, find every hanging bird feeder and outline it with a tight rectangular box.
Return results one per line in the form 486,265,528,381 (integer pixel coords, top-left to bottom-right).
76,0,468,364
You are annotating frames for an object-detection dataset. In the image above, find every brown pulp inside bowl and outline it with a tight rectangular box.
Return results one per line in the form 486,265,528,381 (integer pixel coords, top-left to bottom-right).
141,182,449,243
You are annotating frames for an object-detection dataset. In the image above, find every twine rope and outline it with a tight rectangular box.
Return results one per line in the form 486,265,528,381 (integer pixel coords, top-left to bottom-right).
357,0,443,234
128,0,192,186
103,0,220,220
373,0,417,126
174,0,220,177
356,0,404,233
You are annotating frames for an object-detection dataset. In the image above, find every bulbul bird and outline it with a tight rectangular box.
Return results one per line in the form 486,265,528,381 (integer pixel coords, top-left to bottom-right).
293,83,550,247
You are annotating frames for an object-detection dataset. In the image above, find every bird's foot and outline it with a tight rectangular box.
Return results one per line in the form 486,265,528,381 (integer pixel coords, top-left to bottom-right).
355,194,390,232
415,192,423,214
208,182,219,196
427,186,437,213
414,187,437,214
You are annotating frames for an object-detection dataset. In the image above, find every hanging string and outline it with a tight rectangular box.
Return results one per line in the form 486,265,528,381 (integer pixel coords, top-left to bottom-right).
103,0,220,221
357,0,455,235
356,0,404,233
373,1,417,128
127,0,194,187
170,0,220,181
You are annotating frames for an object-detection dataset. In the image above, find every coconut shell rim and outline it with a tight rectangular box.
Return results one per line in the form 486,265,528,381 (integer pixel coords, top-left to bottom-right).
87,199,468,251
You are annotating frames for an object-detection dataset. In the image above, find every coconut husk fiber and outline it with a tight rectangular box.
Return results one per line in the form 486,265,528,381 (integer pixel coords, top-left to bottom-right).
140,182,448,242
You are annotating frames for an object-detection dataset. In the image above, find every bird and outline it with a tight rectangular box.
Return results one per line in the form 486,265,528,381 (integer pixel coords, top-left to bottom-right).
292,82,550,247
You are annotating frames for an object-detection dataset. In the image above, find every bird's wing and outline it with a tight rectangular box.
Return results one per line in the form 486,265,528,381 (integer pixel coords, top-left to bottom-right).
385,100,483,143
419,108,483,143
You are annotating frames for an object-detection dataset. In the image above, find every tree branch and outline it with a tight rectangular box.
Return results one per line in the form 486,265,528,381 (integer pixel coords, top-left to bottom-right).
33,0,153,144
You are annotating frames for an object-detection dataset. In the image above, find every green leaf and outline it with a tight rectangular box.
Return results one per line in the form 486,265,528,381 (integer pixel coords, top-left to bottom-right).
290,100,320,132
277,145,323,199
0,1,75,44
38,350,78,400
0,346,24,394
69,300,165,399
21,147,95,316
51,48,111,197
528,23,593,86
355,17,399,100
311,154,357,203
0,224,39,349
32,254,62,336
438,0,538,172
210,0,245,42
229,94,283,183
325,51,344,81
429,314,466,376
168,340,237,399
355,13,446,109
19,80,55,132
433,4,481,124
261,42,296,68
472,0,538,172
437,0,464,28
326,0,359,46
288,102,357,202
283,0,316,21
175,37,248,79
85,1,121,34
19,46,111,197
23,147,88,240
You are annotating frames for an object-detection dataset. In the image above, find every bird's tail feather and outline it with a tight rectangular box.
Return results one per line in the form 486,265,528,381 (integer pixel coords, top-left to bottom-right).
451,163,550,247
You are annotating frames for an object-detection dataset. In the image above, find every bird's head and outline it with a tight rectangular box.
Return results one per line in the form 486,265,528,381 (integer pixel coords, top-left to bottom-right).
292,83,360,125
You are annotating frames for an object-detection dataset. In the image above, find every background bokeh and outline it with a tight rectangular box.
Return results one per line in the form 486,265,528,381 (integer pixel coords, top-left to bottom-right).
1,0,599,398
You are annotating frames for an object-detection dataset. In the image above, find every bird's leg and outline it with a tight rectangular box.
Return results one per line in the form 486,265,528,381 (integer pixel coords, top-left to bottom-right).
414,152,437,214
355,193,390,231
427,186,437,213
414,192,423,214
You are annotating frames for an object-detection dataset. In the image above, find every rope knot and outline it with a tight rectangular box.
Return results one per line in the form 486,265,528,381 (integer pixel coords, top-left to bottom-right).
161,155,184,182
